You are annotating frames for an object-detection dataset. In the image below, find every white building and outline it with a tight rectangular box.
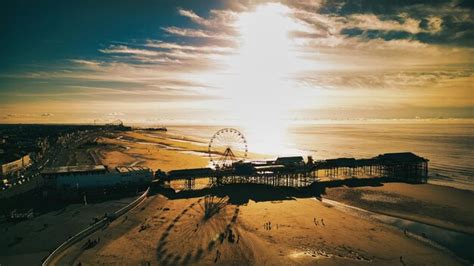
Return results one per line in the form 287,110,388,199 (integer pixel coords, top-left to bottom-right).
1,154,31,177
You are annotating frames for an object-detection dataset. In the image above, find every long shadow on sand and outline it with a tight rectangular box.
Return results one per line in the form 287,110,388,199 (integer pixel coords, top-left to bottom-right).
155,198,240,265
154,177,402,204
152,177,405,265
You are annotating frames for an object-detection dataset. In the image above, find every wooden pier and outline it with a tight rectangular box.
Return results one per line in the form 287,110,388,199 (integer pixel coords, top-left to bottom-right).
159,152,428,190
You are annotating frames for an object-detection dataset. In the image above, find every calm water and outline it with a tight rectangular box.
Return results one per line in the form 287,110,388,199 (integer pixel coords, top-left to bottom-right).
168,121,474,191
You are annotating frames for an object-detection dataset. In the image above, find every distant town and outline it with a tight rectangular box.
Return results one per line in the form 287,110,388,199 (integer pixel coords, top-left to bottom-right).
0,123,132,194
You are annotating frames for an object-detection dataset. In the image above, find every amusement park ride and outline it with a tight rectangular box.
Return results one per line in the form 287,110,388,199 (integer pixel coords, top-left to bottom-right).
208,128,248,168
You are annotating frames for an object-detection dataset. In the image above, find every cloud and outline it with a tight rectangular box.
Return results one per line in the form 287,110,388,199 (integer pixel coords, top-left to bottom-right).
2,0,473,122
107,112,124,116
347,13,423,34
3,113,54,119
178,9,207,26
145,40,234,55
426,16,443,32
99,45,159,56
161,26,221,38
284,0,323,10
295,68,474,91
176,8,239,34
311,0,474,46
69,59,101,66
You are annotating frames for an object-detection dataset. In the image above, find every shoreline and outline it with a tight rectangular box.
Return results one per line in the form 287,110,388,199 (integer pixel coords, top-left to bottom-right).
323,182,474,235
427,178,474,193
2,128,471,265
103,129,474,235
67,130,472,264
319,197,472,264
328,197,472,236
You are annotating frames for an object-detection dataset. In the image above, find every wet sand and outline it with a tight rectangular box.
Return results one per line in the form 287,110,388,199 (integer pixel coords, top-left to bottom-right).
324,183,474,234
58,129,470,265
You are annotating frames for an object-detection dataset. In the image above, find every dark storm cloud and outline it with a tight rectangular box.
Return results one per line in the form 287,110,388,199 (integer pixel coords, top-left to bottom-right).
318,0,474,46
341,29,412,41
319,0,447,15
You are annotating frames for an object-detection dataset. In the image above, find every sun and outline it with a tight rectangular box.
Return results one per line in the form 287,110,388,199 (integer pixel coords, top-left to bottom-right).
187,3,314,156
219,3,310,156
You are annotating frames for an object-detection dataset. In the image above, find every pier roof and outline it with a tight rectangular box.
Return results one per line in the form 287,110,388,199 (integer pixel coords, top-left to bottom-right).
275,156,304,164
375,152,428,163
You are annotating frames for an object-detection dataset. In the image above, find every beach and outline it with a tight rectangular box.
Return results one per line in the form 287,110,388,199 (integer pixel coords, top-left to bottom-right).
2,0,473,264
50,129,472,265
64,194,462,265
0,196,137,265
324,182,474,235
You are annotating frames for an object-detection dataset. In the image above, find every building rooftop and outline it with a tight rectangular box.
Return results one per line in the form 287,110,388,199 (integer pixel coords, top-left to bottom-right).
116,166,149,173
275,156,304,164
375,152,428,163
41,165,107,175
254,164,286,171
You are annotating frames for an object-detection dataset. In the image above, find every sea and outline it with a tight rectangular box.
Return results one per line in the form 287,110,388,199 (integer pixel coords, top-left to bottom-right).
165,120,474,192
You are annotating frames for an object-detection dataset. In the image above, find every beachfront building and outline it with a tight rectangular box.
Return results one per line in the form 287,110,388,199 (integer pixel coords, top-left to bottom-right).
41,165,153,192
0,154,32,182
374,152,429,183
275,156,305,166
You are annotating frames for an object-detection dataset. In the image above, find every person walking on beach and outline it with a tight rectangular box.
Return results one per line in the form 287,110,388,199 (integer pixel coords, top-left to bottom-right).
215,249,221,262
264,222,271,230
399,256,405,266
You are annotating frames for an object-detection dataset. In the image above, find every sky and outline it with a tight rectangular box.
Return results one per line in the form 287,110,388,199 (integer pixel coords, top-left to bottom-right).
0,0,473,124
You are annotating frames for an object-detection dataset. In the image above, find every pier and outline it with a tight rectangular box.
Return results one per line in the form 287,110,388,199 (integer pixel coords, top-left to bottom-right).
158,152,429,190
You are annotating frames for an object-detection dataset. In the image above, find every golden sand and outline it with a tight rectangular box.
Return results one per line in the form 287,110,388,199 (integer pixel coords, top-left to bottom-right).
54,129,468,265
66,193,461,265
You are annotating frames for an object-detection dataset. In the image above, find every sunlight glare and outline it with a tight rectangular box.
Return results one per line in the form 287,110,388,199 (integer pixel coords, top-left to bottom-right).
222,3,310,156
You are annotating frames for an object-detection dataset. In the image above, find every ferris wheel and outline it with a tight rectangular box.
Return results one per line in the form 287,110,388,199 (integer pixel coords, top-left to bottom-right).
208,128,248,167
